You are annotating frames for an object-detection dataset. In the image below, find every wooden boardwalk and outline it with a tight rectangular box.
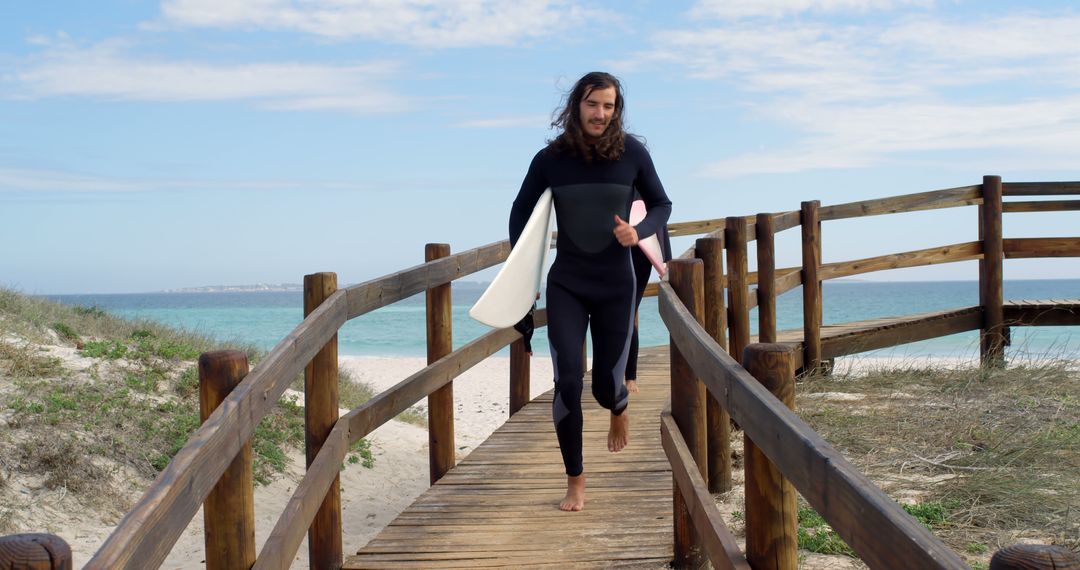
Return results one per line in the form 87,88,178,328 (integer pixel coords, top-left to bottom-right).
345,300,1079,569
345,347,676,569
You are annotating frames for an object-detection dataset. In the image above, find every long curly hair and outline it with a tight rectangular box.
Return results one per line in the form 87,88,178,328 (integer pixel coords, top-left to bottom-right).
548,71,626,162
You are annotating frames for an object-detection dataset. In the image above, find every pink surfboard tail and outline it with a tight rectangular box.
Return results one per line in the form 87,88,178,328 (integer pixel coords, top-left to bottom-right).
629,200,668,278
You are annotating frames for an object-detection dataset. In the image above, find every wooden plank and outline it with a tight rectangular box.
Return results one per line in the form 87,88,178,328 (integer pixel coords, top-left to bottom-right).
257,324,522,569
669,217,726,237
1004,301,1080,327
1003,237,1080,258
818,242,982,281
344,241,511,319
819,185,981,221
669,260,708,568
660,413,750,570
304,272,343,569
346,346,676,569
658,284,969,570
774,268,802,298
1003,181,1080,196
981,176,1005,366
726,217,751,365
86,289,348,569
771,210,801,233
801,201,823,372
1003,199,1080,212
425,244,456,485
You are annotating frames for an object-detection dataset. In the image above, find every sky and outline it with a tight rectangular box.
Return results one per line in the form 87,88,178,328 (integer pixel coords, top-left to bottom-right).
2,0,1079,294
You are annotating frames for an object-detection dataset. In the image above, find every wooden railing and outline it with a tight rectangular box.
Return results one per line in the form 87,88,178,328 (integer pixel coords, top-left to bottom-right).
655,176,1080,569
7,177,1073,569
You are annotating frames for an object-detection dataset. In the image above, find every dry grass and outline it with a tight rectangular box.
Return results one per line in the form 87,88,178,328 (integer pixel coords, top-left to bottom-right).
797,357,1080,563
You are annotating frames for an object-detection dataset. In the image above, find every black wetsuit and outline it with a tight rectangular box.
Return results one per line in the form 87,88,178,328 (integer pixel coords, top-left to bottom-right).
626,222,671,382
509,136,672,477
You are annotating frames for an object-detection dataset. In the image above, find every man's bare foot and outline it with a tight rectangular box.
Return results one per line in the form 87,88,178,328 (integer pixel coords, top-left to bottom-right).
608,407,630,452
626,379,639,395
560,474,585,511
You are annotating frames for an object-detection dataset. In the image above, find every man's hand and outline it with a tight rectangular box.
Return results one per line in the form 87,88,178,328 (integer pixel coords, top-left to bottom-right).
614,215,638,247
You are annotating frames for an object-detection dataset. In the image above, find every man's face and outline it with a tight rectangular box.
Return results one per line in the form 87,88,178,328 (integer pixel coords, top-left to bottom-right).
579,86,617,139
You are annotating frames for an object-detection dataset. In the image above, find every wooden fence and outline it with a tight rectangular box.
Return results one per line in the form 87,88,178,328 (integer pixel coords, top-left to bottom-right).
4,177,1077,569
655,177,1080,569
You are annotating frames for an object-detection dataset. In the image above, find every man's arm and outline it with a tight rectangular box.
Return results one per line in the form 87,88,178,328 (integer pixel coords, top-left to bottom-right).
629,139,672,241
509,150,549,247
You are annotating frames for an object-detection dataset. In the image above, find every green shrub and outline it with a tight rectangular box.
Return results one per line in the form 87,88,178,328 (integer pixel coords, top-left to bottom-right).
51,322,80,342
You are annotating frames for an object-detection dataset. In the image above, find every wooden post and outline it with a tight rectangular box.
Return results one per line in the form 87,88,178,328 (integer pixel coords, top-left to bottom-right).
0,534,72,569
743,343,798,570
725,217,750,365
198,350,256,570
509,338,530,417
980,175,1006,367
668,259,708,569
303,271,342,570
756,213,777,343
990,544,1080,570
695,236,731,494
425,244,456,484
800,201,823,374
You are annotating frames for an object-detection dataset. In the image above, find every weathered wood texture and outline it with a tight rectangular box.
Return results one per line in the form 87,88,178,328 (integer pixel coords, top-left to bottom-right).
344,241,511,319
817,307,983,359
990,544,1080,570
819,185,981,221
668,259,709,569
1003,181,1080,196
981,176,1005,366
304,272,343,570
1003,237,1080,258
743,344,798,570
509,338,530,416
256,317,536,569
818,242,982,282
1003,300,1080,327
658,284,968,569
0,534,72,570
660,413,750,570
801,201,823,373
346,347,677,569
726,217,751,365
770,210,802,233
696,237,731,494
198,351,256,570
756,214,777,343
426,244,456,485
1003,199,1080,212
87,287,348,569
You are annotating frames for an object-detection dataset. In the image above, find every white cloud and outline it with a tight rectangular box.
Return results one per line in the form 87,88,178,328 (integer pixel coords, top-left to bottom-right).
155,0,609,48
8,37,407,113
690,0,933,20
619,10,1080,177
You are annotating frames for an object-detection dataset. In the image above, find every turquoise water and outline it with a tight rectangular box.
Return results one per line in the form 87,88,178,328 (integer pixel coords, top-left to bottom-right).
49,279,1079,359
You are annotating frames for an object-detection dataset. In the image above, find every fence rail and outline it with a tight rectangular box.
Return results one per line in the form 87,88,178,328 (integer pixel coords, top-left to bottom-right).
23,175,1070,569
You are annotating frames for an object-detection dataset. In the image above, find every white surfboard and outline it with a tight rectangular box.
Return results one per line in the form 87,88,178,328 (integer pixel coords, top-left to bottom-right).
469,188,554,328
630,200,667,278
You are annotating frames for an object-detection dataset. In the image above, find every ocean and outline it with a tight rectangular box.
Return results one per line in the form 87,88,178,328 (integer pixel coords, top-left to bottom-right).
46,276,1075,360
48,279,1080,360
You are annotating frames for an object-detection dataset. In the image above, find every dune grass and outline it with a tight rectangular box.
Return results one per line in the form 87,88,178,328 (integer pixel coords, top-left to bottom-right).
796,356,1079,564
0,286,385,513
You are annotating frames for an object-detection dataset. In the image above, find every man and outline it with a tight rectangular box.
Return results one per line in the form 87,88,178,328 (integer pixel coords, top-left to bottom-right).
509,71,672,512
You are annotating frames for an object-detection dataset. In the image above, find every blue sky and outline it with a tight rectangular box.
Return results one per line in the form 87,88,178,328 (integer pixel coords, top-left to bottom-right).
2,0,1078,294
